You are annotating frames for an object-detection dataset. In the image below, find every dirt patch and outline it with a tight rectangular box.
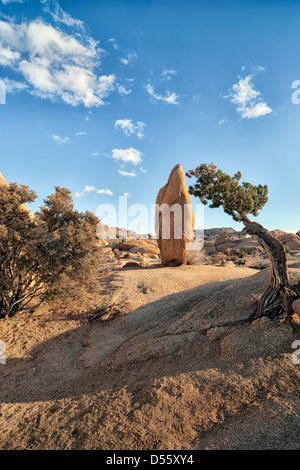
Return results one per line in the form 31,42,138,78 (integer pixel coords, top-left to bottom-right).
0,264,300,450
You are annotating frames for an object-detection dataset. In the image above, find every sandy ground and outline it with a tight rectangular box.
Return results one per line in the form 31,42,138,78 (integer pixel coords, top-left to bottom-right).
0,263,300,450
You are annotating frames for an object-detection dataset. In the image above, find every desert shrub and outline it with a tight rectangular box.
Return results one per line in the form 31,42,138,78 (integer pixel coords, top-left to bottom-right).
205,253,225,265
234,249,248,259
0,184,101,318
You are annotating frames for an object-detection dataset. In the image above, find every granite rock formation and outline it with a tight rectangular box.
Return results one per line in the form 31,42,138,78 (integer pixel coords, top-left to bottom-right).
155,164,195,266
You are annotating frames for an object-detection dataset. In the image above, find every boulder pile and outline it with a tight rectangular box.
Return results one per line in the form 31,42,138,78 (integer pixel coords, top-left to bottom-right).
97,226,300,272
98,236,161,271
200,228,300,269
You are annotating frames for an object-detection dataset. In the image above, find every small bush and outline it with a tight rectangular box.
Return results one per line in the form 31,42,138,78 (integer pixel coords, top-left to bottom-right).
0,184,101,318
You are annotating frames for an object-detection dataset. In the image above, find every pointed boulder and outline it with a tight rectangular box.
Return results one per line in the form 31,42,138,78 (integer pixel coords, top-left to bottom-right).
155,164,195,266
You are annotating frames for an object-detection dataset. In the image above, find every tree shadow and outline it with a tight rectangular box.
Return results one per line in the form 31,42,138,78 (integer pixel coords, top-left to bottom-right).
0,269,298,405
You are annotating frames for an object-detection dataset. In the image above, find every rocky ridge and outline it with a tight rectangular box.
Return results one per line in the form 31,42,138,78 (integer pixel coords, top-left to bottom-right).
97,226,300,272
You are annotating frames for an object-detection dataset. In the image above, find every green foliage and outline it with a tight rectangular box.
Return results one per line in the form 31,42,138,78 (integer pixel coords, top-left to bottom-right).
186,163,268,222
0,184,101,318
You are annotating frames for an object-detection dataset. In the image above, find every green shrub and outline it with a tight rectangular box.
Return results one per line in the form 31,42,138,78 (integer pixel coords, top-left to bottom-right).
0,184,101,318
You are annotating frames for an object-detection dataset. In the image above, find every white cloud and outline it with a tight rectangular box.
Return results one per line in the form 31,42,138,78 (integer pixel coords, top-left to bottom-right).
80,185,113,195
145,82,179,104
118,169,137,177
0,46,20,66
1,0,23,4
160,68,176,81
83,185,96,192
240,102,272,119
74,191,83,198
52,134,69,144
91,151,101,156
119,52,137,66
114,119,145,139
139,166,146,173
108,38,119,51
117,77,135,96
252,65,265,73
225,74,272,119
218,117,229,125
0,16,116,107
97,188,113,195
123,192,132,197
42,0,86,31
117,85,132,95
2,77,28,93
75,130,87,136
112,147,143,166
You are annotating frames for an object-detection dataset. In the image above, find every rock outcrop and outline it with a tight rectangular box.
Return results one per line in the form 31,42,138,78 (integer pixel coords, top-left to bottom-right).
155,164,195,266
0,171,35,220
0,172,8,187
271,230,300,251
203,227,238,239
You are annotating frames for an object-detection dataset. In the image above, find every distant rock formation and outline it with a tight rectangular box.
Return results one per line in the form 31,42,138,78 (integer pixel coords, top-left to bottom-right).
271,230,300,251
155,163,195,266
0,172,8,188
203,227,238,239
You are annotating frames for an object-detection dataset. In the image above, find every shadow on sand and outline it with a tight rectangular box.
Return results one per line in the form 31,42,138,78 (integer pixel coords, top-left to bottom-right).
0,268,298,405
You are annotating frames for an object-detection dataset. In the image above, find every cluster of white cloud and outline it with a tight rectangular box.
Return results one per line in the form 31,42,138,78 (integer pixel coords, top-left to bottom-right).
118,169,137,177
117,85,132,95
0,1,181,112
144,67,179,104
114,119,145,139
160,68,177,81
111,117,146,177
218,117,229,125
52,134,69,145
1,0,23,4
2,77,28,93
75,184,113,198
52,130,87,144
108,37,137,67
112,147,143,166
90,145,145,178
119,51,138,66
75,130,87,136
117,166,146,177
0,3,116,107
225,73,272,119
145,82,179,105
108,38,119,50
41,0,86,31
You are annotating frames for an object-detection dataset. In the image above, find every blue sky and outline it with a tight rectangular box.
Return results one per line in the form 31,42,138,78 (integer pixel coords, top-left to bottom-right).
0,0,300,233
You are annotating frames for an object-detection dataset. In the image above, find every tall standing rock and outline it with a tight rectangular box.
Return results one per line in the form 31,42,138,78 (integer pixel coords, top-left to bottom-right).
155,163,195,266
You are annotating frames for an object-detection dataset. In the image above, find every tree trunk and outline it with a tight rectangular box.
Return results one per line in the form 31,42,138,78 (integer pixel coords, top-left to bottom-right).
241,216,300,320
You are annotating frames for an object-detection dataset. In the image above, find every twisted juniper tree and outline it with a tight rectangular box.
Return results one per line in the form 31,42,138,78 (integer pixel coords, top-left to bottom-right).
186,163,300,320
